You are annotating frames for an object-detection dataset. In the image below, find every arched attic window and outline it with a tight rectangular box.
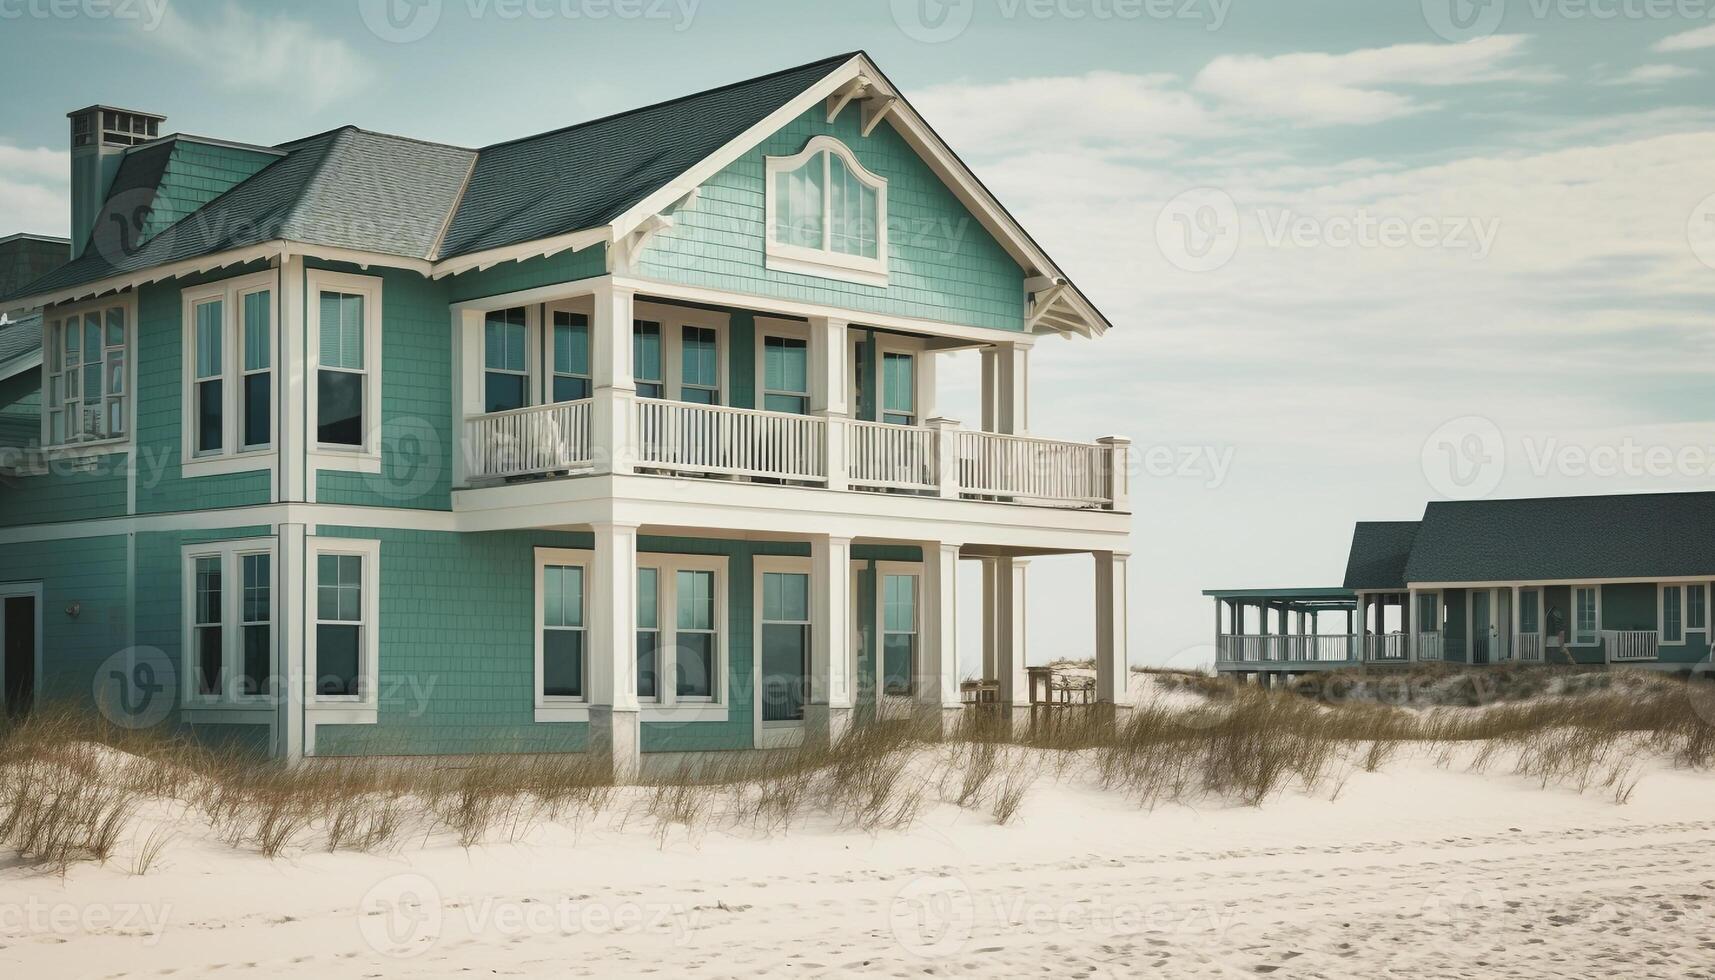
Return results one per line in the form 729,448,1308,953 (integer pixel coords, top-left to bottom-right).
765,136,888,286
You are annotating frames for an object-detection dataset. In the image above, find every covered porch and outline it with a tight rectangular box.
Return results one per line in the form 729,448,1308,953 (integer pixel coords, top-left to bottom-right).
1205,586,1422,676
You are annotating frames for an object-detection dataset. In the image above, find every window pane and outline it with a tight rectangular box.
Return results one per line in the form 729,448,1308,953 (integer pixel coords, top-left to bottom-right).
778,156,824,249
636,632,659,700
243,554,271,622
1520,591,1539,633
882,352,915,416
676,570,713,630
553,376,591,402
83,315,100,363
197,379,223,453
763,571,808,622
883,634,914,696
243,373,271,448
761,622,808,722
315,624,361,697
682,326,717,389
196,557,222,624
764,336,808,396
633,321,662,382
763,393,809,414
242,625,271,697
543,629,584,698
637,568,658,629
1416,594,1438,632
484,309,526,372
320,292,364,370
680,387,717,406
198,626,223,696
884,575,916,633
554,312,588,376
676,633,715,698
1690,586,1708,630
243,292,271,371
485,372,526,413
195,301,223,379
543,565,583,629
1665,588,1683,642
317,370,364,445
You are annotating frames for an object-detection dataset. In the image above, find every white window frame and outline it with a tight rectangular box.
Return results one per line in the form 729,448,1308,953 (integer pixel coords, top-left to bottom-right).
305,535,381,724
534,547,593,716
635,301,729,406
180,271,278,477
180,537,278,711
873,561,922,706
545,301,593,404
307,269,383,470
754,316,812,414
644,553,728,719
1517,587,1542,639
1572,584,1601,647
849,332,933,424
480,305,540,415
764,135,889,286
1659,583,1706,647
40,294,135,454
753,555,813,741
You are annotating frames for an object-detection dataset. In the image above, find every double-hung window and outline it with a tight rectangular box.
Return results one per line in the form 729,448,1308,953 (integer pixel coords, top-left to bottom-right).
1573,586,1600,646
484,307,529,413
881,352,916,425
182,539,275,706
631,306,727,404
637,567,660,701
1661,584,1707,646
633,320,664,398
551,311,591,402
758,566,811,723
676,569,718,700
183,272,276,469
310,272,381,454
881,570,919,697
762,335,810,414
1518,589,1540,636
1663,585,1684,644
681,327,719,405
541,561,587,699
642,557,725,711
765,135,888,284
43,300,130,447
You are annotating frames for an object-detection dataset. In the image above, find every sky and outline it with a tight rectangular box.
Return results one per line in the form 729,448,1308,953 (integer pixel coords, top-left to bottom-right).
2,0,1714,673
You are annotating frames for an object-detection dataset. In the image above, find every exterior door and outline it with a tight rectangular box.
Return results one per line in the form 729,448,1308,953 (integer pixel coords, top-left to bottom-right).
1470,590,1492,664
3,592,39,718
1495,590,1513,662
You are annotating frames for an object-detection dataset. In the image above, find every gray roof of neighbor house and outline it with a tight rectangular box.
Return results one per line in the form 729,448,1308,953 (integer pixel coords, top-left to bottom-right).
1342,521,1422,591
4,52,857,305
0,234,70,303
0,310,43,381
1402,491,1715,583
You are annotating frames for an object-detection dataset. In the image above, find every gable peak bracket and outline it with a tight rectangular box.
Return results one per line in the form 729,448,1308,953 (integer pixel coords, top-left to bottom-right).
826,76,875,125
610,212,677,275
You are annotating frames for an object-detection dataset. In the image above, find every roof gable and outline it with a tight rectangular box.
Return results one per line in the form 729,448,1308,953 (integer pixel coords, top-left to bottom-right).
1343,521,1421,590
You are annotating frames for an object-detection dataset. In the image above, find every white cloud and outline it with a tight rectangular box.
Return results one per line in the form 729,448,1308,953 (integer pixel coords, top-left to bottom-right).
1193,36,1553,125
1653,24,1715,51
913,71,1219,158
0,145,67,184
0,145,69,237
143,4,373,110
1597,64,1700,86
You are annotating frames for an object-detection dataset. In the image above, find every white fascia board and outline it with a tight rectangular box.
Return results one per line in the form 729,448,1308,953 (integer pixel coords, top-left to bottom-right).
430,228,608,280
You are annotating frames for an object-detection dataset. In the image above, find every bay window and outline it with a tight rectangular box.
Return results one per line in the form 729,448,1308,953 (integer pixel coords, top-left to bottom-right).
43,300,130,447
765,135,888,284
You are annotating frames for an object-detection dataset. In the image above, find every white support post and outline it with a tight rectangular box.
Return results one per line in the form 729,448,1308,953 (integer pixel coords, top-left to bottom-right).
1097,435,1132,512
981,556,1030,707
277,255,306,503
278,522,306,763
588,521,640,782
809,317,849,491
980,343,1030,435
1095,551,1130,706
807,534,854,747
1408,588,1419,661
590,281,636,477
928,417,962,499
919,541,963,728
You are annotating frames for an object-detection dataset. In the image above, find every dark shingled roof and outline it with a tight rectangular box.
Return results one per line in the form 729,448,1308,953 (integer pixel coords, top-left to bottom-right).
0,311,43,375
1402,491,1715,583
1343,521,1421,591
436,52,853,258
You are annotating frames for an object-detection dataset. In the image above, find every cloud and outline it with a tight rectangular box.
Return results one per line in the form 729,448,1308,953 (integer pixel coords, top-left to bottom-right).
142,4,373,110
0,145,69,237
1654,24,1715,51
912,71,1219,158
1597,64,1700,86
1193,36,1553,125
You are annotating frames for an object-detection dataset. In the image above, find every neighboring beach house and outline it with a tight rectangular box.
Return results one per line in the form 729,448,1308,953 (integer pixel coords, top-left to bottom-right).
0,54,1133,775
1205,492,1715,684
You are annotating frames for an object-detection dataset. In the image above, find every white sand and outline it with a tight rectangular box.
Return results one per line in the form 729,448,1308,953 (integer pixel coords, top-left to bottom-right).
3,739,1714,979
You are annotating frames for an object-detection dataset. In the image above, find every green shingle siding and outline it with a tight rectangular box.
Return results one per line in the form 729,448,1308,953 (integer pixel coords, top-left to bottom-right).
0,368,41,448
140,142,280,244
0,452,129,527
640,107,1025,331
443,247,607,304
0,534,129,703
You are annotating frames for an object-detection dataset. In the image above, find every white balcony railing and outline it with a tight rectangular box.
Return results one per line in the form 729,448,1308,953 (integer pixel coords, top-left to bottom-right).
1365,634,1410,662
460,400,1127,510
1416,632,1445,662
463,400,593,480
1516,633,1544,662
1216,634,1359,664
1603,630,1659,662
635,400,825,481
956,430,1109,505
846,419,936,492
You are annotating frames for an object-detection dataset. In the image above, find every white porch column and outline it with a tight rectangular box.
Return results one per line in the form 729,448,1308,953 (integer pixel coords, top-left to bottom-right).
981,557,1029,707
980,343,1029,434
278,522,306,763
809,317,849,490
1408,588,1419,661
588,521,640,782
806,534,854,747
1097,436,1132,512
1094,551,1130,706
928,418,962,498
590,281,636,476
918,541,963,728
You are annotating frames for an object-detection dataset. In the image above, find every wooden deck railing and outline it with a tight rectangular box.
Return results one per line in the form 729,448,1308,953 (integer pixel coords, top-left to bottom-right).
846,419,936,492
1603,630,1659,662
634,400,825,481
955,430,1109,504
463,400,593,479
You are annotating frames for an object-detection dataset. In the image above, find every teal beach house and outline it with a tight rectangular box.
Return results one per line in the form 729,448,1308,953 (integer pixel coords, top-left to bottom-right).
0,53,1132,776
1206,492,1715,685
